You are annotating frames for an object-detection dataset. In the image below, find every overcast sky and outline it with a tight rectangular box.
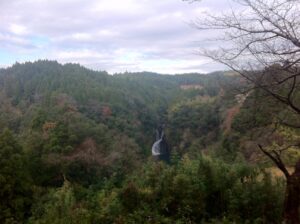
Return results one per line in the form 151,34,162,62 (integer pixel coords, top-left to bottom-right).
0,0,233,74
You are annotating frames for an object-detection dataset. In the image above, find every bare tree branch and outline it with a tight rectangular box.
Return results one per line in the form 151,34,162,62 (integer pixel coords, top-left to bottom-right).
258,144,290,178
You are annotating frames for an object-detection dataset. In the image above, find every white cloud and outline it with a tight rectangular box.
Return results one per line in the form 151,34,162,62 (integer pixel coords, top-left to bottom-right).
9,24,28,35
0,0,233,73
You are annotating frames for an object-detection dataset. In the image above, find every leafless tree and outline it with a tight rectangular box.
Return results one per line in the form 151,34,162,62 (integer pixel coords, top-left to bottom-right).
192,0,300,223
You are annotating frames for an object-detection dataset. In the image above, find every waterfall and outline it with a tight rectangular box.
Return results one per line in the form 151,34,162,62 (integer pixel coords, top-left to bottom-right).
151,126,169,161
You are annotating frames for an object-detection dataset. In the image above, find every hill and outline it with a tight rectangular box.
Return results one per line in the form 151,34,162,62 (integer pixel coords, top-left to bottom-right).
0,60,291,223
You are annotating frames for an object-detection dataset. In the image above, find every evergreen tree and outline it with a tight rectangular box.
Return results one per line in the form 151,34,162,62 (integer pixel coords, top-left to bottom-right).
0,129,32,223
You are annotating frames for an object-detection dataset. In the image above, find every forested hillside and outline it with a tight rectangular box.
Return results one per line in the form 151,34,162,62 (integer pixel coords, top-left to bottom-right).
0,60,297,223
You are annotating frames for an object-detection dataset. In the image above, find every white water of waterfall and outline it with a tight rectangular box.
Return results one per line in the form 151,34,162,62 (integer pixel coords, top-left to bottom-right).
152,130,164,156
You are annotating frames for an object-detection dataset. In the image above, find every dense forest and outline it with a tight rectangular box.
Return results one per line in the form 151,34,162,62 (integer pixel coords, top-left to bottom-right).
1,60,299,223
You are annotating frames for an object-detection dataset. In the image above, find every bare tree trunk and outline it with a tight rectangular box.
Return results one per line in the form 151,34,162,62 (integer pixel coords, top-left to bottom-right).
258,145,300,223
284,160,300,224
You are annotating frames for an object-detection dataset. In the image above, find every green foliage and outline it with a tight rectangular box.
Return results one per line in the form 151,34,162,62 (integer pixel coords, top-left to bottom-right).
29,181,91,224
89,156,284,223
232,91,284,134
27,155,284,224
167,98,220,151
0,129,32,224
0,61,290,223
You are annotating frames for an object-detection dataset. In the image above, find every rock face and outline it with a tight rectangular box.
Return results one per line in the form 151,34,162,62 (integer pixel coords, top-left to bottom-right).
152,126,170,162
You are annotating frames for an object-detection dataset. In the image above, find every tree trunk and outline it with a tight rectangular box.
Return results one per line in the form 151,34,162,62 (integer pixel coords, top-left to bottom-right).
284,160,300,224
